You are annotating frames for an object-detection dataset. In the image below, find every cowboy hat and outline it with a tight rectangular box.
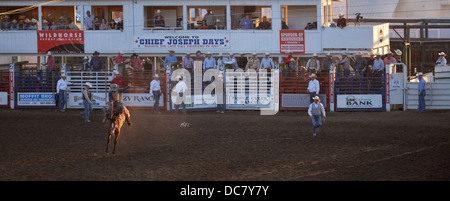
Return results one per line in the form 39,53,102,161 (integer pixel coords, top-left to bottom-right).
312,96,321,100
83,56,89,60
60,74,66,77
439,52,446,56
156,9,161,14
206,51,211,55
85,82,92,87
265,52,270,56
309,74,318,78
395,49,402,55
47,51,52,56
313,53,317,56
176,75,183,81
114,71,120,75
153,74,159,78
216,19,221,23
168,49,175,52
186,52,191,55
339,13,344,17
417,72,424,76
110,84,119,91
252,52,257,55
93,51,100,55
290,58,295,61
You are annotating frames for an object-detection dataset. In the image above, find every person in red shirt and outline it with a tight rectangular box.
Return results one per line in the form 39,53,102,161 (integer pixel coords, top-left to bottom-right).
282,51,294,64
111,72,127,88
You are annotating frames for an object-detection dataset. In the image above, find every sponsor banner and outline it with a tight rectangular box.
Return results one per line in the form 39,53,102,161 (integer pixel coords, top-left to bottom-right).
280,30,305,54
0,92,7,105
282,94,327,108
121,93,164,107
17,92,55,106
135,33,230,49
68,92,107,108
336,94,383,109
37,30,84,53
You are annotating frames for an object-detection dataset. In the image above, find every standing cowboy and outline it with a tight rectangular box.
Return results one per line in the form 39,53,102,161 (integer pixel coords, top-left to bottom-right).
306,53,320,74
80,82,93,122
436,52,447,66
307,74,320,103
173,75,187,115
150,74,162,114
417,72,427,113
308,96,326,136
56,74,71,112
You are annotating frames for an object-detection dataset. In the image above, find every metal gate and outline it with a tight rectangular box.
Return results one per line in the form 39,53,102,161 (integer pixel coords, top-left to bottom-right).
279,71,330,111
14,70,60,108
334,70,386,111
121,70,167,109
0,70,10,107
66,71,113,109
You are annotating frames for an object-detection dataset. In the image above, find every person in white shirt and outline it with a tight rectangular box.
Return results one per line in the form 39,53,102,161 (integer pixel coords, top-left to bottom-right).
224,53,238,70
150,74,162,114
56,74,72,112
436,52,447,66
307,74,320,103
308,96,326,136
259,52,275,71
372,53,384,75
173,75,187,115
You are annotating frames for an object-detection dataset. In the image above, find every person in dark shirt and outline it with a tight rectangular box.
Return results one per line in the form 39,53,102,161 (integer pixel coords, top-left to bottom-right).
90,51,105,71
257,16,271,30
337,13,347,29
237,53,248,69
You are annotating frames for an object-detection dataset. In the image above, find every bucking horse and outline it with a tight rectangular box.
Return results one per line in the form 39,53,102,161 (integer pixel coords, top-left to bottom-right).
105,101,132,155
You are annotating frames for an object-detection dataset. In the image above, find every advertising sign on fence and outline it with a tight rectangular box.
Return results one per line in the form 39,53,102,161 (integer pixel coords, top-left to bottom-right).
37,30,84,53
282,94,327,108
280,30,305,54
121,93,164,107
336,94,383,109
17,92,56,106
68,92,107,108
0,92,7,105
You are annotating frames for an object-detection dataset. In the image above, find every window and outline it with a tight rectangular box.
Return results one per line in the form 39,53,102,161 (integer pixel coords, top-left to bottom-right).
187,6,226,30
281,5,317,30
0,6,39,30
231,6,272,30
84,6,123,31
42,6,78,30
144,6,183,30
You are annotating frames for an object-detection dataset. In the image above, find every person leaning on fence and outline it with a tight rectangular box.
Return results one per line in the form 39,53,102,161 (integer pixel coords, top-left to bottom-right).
354,52,367,77
150,74,162,114
56,74,72,112
216,53,226,71
246,52,260,71
80,82,93,123
82,56,91,71
436,52,447,66
306,53,320,74
417,72,427,113
308,96,326,137
90,51,105,71
164,49,178,71
111,72,126,88
224,53,238,70
2,15,11,30
237,53,247,70
45,51,55,71
203,51,216,71
103,84,132,125
336,53,351,77
372,53,384,75
307,74,320,103
259,52,275,71
173,75,187,115
321,53,335,73
115,51,128,72
288,58,296,72
130,53,143,71
182,52,194,74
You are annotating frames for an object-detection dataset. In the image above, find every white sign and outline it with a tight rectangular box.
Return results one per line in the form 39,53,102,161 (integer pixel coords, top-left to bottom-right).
68,92,107,108
17,92,55,106
0,92,7,105
337,94,383,109
121,93,164,107
135,33,230,49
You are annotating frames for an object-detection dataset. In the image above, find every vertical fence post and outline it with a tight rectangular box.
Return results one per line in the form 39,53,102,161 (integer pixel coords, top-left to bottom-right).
386,64,391,112
329,64,334,112
9,63,15,109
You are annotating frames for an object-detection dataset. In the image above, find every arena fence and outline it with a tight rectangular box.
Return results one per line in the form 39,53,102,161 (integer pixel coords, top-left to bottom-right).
120,70,167,109
0,70,10,108
14,70,60,109
279,71,330,111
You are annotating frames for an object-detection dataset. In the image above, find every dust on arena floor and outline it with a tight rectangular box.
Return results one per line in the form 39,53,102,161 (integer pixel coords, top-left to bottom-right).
0,108,449,181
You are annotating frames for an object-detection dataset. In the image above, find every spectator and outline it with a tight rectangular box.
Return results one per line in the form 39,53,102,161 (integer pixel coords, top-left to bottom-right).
354,52,367,76
10,19,19,30
237,53,247,69
257,16,271,30
111,72,127,88
50,20,57,30
281,20,289,29
321,53,335,72
93,17,100,30
367,53,375,72
130,53,143,71
57,16,67,30
307,74,320,103
259,52,275,71
115,51,127,65
2,15,11,30
193,50,204,62
282,51,294,64
200,20,208,30
42,20,50,30
90,51,105,71
204,9,216,29
336,53,351,77
203,51,216,71
68,18,78,30
182,52,194,74
173,75,187,115
308,96,326,137
164,49,178,71
217,53,226,71
246,52,260,71
154,10,165,27
47,14,55,28
224,53,238,70
56,74,72,112
306,53,320,74
436,52,447,66
330,21,337,28
383,51,397,66
150,74,162,114
23,18,31,30
288,58,296,72
82,56,91,71
417,72,426,113
216,74,225,113
29,19,38,30
80,82,93,123
240,14,253,30
337,13,347,28
45,51,56,71
108,20,117,30
213,19,224,30
117,18,123,31
84,10,94,30
373,53,384,74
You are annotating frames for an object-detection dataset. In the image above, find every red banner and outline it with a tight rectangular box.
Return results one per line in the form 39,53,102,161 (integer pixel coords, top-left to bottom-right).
280,30,305,54
37,30,84,54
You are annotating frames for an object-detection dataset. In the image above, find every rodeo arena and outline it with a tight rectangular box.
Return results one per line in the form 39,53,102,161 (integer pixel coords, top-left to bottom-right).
0,0,449,194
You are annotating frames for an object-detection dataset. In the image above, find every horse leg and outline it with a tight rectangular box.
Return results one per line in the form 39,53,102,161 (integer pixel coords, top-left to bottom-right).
112,129,119,155
106,122,114,155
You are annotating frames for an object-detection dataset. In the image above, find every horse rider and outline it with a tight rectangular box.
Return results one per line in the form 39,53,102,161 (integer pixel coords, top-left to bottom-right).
103,83,132,126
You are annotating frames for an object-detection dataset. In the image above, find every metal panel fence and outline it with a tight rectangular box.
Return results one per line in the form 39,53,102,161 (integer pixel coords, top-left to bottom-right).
14,70,60,108
0,70,10,107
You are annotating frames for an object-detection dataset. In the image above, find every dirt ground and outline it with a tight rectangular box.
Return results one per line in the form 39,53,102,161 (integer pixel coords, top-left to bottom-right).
0,108,449,181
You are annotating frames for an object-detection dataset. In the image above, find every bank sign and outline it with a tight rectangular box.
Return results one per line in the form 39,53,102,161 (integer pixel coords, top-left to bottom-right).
337,94,383,109
134,34,230,49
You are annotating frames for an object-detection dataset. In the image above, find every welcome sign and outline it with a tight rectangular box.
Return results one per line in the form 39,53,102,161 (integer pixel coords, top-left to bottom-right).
135,34,230,49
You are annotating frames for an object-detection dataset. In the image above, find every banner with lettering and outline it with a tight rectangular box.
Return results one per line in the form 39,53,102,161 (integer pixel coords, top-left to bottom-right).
134,33,230,49
280,30,305,54
37,30,84,53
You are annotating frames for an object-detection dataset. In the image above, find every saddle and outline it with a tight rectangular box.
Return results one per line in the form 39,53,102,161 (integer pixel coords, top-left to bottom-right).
112,101,124,116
